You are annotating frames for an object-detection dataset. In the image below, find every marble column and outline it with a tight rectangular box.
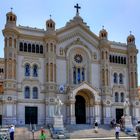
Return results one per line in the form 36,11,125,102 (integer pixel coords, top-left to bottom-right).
69,98,76,124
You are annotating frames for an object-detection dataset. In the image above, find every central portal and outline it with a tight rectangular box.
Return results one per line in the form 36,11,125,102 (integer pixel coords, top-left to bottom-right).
75,95,86,124
25,107,38,124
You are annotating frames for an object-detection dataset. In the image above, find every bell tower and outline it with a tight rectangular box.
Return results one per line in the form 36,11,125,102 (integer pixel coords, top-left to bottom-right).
45,16,57,124
99,26,111,124
2,9,18,125
5,8,17,28
127,32,139,122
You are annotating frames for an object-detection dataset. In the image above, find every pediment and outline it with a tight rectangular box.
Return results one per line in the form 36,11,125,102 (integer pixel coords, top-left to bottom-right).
56,16,99,48
72,82,101,101
73,82,100,95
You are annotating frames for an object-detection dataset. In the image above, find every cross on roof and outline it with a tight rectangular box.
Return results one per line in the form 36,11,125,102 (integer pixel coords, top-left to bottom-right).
11,7,13,12
74,3,81,15
130,31,132,35
50,14,52,19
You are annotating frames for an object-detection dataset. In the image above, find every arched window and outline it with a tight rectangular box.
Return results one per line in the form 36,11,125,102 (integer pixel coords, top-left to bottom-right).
134,56,136,63
25,64,30,76
33,87,38,99
82,68,85,81
102,51,104,59
121,57,123,64
119,73,123,84
114,73,118,84
73,67,76,84
24,43,27,52
40,45,43,54
32,44,35,53
112,56,115,63
50,43,53,51
5,38,7,47
28,44,31,52
120,92,124,102
19,42,23,51
33,65,38,77
24,86,30,98
118,56,120,64
9,37,12,47
115,56,117,63
77,68,81,84
130,56,132,63
115,92,119,102
109,55,112,62
14,39,16,48
124,57,126,64
36,44,39,53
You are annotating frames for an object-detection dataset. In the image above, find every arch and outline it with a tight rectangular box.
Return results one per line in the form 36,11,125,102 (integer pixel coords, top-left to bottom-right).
9,37,12,47
25,63,30,77
66,43,92,60
119,73,123,84
120,92,124,102
32,44,35,53
36,44,39,53
121,57,123,64
24,43,27,52
32,87,38,99
113,73,118,84
28,43,31,52
40,45,43,54
72,83,100,102
24,86,30,99
33,64,38,77
115,92,119,102
19,42,23,51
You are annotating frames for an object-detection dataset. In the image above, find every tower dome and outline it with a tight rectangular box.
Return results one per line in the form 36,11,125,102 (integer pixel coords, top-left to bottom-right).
46,15,55,31
99,26,108,40
127,32,135,45
6,9,17,27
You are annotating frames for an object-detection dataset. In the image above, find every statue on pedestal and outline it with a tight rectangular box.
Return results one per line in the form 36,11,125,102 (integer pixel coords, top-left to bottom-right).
54,96,63,116
123,98,129,116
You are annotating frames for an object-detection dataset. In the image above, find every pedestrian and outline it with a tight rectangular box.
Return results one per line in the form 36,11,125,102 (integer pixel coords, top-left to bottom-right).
94,120,98,133
39,127,47,140
115,124,120,140
136,121,140,140
9,124,15,140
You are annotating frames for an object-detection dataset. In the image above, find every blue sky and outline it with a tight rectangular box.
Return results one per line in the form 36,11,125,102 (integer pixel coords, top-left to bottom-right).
0,0,140,85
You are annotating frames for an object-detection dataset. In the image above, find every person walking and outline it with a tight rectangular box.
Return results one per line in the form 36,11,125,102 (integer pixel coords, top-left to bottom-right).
136,121,140,140
94,120,98,133
9,125,15,140
115,124,120,140
39,127,47,140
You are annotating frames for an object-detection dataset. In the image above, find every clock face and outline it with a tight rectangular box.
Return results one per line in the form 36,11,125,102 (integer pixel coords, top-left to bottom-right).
74,54,83,63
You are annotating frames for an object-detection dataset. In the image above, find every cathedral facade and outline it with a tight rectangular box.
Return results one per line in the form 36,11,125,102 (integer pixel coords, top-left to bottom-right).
0,7,139,126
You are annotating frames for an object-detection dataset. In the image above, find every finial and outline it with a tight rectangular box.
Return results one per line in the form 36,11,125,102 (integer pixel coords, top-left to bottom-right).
74,3,81,16
11,7,13,12
129,31,132,35
49,14,52,19
102,25,104,29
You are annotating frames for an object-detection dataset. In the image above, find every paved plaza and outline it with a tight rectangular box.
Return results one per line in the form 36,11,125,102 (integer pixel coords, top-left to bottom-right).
11,124,137,140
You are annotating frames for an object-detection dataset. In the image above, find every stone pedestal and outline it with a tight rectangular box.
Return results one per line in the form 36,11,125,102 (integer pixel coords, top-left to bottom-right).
53,115,64,131
124,116,133,132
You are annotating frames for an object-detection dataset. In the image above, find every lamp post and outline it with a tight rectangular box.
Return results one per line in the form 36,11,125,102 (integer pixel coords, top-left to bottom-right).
32,129,34,140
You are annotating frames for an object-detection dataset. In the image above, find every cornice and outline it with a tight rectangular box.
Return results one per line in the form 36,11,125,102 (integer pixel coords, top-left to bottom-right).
19,34,44,42
2,27,20,36
110,48,127,54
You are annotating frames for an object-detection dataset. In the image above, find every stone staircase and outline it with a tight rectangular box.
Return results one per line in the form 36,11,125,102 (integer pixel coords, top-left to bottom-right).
65,124,136,139
14,126,52,140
